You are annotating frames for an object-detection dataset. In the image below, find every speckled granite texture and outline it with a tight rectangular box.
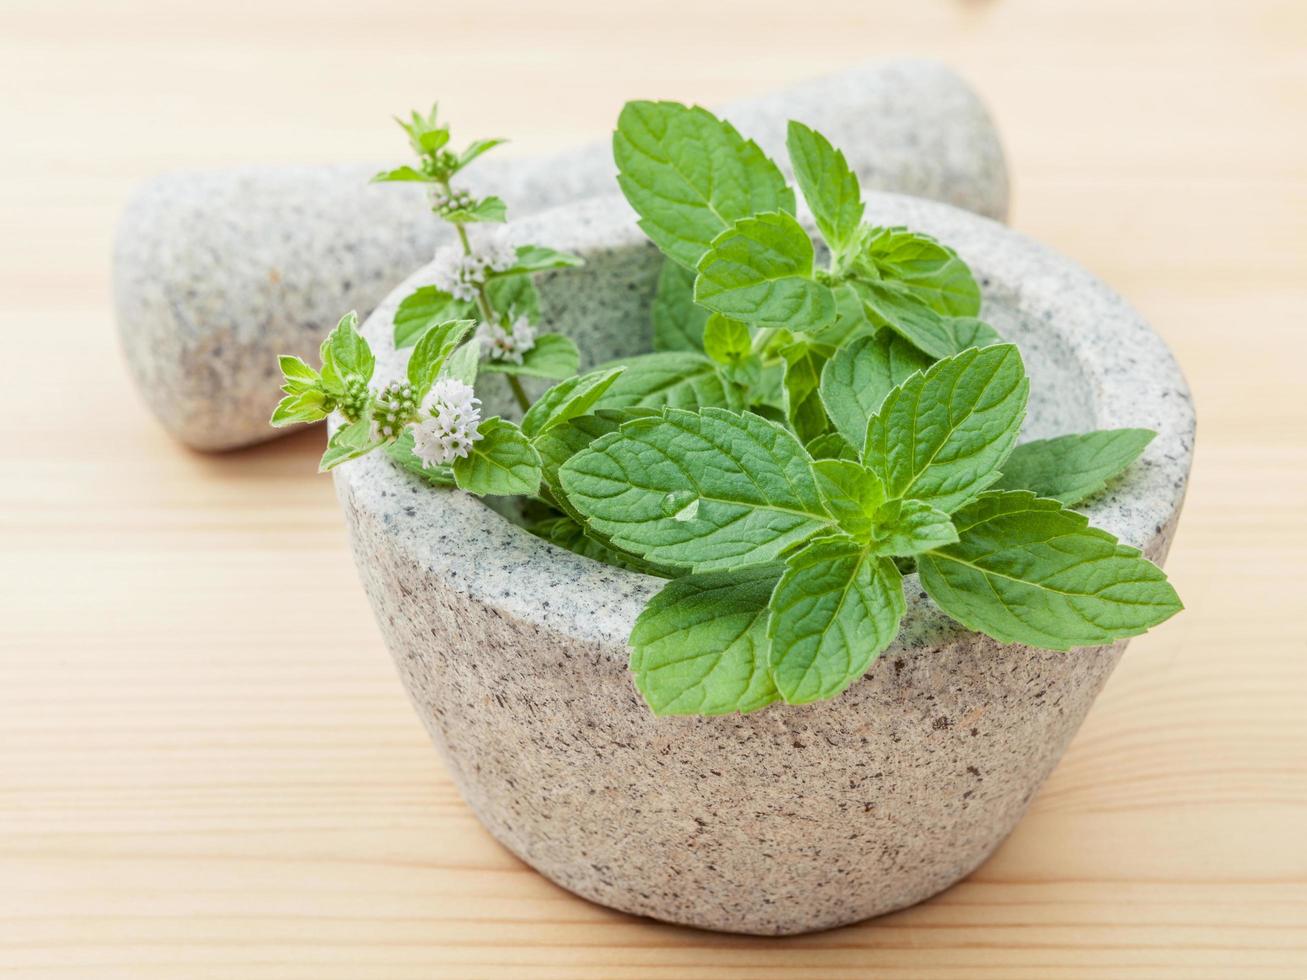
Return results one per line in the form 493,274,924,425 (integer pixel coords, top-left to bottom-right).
331,191,1194,935
114,59,1009,450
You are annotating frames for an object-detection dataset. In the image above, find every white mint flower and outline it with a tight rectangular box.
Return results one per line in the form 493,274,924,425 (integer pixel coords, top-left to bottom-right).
429,229,518,303
476,316,538,365
408,379,483,467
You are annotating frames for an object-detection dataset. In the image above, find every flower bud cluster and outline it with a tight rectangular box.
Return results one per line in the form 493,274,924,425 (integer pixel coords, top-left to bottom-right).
339,376,371,422
430,186,474,216
371,379,420,440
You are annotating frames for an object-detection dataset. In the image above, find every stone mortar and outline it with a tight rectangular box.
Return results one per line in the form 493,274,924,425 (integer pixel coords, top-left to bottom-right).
113,59,1008,451
332,190,1194,935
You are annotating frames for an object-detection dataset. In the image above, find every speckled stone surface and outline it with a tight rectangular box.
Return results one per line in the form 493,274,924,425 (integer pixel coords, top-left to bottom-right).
114,59,1009,450
330,190,1194,935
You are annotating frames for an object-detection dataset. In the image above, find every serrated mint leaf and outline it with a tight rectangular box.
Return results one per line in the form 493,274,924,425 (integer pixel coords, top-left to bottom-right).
950,316,1003,351
651,259,708,352
558,408,833,572
812,459,886,536
864,344,1029,513
407,319,476,393
458,137,507,169
439,340,480,386
480,333,580,380
702,314,752,366
994,429,1157,505
485,273,541,324
613,100,795,269
444,195,507,224
371,165,433,184
270,389,328,427
386,430,456,487
278,354,319,394
806,431,858,462
528,515,660,574
520,367,625,438
767,536,904,704
394,286,474,348
320,415,382,472
492,244,583,278
809,283,874,347
694,211,835,333
871,499,958,556
451,417,541,496
918,491,1183,650
780,339,831,444
319,312,374,393
853,279,957,360
591,352,742,412
819,331,932,447
855,226,981,318
629,565,782,716
786,120,864,256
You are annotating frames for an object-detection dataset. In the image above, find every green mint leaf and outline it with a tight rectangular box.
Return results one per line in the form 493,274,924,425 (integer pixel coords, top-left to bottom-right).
702,314,752,366
871,499,958,556
951,316,1003,351
457,137,507,170
629,564,782,716
399,105,450,156
407,319,476,393
613,100,794,269
694,211,835,333
808,283,874,347
319,415,382,472
439,340,480,386
918,491,1183,650
779,338,832,444
270,389,328,427
485,274,541,325
386,431,456,487
812,459,886,537
819,331,932,448
528,515,661,574
651,259,708,352
371,165,434,184
278,354,320,394
806,432,859,462
864,344,1029,513
767,536,905,704
451,417,541,496
558,407,833,572
492,244,584,278
480,333,580,380
443,195,508,224
785,120,864,256
520,367,625,438
591,352,743,412
393,286,473,349
853,279,958,360
855,226,981,318
994,429,1157,505
319,312,375,393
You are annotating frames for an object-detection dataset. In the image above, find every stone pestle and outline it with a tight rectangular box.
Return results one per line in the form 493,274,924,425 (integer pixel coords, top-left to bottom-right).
113,59,1009,451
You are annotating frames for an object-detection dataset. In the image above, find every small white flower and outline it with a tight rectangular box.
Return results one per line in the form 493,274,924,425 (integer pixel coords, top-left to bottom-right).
476,315,538,365
408,379,483,467
430,229,518,304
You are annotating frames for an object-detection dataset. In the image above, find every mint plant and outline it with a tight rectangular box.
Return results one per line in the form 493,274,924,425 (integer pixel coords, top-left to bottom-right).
271,100,1183,718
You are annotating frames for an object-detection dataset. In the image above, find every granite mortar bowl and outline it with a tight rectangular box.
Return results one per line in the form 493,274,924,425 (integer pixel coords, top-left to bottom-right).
332,191,1194,935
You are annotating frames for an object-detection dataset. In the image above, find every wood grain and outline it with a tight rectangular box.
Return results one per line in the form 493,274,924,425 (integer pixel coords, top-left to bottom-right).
2,0,1305,976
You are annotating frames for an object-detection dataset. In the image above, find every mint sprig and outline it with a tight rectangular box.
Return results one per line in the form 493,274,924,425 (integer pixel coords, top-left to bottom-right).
272,99,1183,719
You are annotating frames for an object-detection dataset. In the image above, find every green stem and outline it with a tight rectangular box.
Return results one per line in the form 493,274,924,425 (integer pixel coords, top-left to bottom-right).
445,188,531,415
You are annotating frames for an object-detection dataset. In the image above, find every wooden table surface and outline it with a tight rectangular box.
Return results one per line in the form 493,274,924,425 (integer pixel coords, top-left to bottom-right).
3,1,1305,976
